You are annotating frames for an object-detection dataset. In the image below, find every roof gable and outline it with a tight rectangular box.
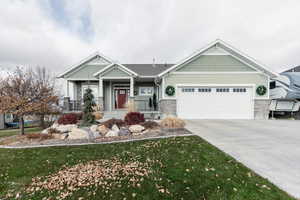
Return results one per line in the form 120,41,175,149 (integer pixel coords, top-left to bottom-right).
57,52,113,78
159,39,278,77
101,66,131,77
176,55,256,72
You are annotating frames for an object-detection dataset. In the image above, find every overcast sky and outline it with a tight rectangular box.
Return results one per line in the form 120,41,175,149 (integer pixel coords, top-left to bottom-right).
1,0,300,75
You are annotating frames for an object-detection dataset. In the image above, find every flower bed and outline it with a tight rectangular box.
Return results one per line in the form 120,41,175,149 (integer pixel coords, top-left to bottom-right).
0,117,193,148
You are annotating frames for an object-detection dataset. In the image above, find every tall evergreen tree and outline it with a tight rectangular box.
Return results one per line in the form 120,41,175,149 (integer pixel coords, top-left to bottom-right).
83,88,95,124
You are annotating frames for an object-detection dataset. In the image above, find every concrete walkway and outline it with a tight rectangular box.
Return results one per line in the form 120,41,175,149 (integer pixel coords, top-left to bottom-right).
186,119,300,199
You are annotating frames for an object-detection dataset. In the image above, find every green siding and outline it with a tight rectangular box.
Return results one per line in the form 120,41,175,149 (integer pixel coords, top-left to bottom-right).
164,73,268,98
102,67,130,77
66,65,106,79
177,55,255,72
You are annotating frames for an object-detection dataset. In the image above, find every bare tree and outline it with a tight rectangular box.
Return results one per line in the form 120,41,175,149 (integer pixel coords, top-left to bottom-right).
0,67,58,135
34,67,60,128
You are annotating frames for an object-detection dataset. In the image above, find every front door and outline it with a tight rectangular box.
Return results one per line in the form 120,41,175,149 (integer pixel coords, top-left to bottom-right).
116,89,128,109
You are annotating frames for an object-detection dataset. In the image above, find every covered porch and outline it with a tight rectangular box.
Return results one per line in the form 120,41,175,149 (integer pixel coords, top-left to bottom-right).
63,77,160,114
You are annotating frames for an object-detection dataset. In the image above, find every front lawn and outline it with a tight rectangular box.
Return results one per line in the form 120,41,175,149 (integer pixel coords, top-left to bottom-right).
0,127,42,139
0,136,294,200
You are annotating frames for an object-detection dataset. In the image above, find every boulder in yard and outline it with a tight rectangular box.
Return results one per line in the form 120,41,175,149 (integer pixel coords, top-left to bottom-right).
129,125,145,134
111,124,120,132
41,128,49,134
119,127,131,136
105,130,118,137
98,125,109,135
90,125,98,133
55,124,77,133
68,128,89,139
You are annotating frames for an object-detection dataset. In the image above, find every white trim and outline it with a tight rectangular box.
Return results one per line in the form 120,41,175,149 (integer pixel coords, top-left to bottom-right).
94,63,138,77
66,78,98,81
57,51,114,78
162,76,166,99
171,71,262,75
130,77,134,97
93,63,115,77
109,81,112,111
101,77,131,80
139,76,157,78
100,65,132,77
99,78,103,97
158,39,277,77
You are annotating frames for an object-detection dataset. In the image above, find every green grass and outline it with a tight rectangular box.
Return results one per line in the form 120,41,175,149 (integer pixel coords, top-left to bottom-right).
0,127,43,138
0,136,294,200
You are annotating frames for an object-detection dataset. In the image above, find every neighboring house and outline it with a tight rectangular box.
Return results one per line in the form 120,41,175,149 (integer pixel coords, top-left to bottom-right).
0,114,5,130
58,39,277,119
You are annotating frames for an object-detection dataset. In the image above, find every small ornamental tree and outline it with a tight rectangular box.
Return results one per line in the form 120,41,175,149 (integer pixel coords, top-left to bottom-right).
0,67,58,135
82,88,96,124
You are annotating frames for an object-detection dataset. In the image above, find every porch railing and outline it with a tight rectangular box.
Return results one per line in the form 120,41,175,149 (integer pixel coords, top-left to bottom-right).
63,99,158,112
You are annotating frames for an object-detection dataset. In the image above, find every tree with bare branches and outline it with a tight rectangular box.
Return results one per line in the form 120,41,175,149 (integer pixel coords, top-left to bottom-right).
0,67,59,135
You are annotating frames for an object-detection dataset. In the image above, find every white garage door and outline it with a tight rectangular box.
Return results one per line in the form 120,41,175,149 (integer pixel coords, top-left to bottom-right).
177,86,254,119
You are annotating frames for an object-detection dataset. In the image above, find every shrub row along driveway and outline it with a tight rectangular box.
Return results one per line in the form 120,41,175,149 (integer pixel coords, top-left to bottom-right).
186,119,300,199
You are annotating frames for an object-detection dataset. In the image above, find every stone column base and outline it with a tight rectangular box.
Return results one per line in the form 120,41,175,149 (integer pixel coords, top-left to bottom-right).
97,97,104,111
254,99,270,120
159,99,177,118
63,97,70,111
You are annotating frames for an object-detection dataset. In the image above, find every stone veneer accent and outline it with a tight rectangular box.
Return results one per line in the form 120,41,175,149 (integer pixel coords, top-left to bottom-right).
254,99,270,120
159,99,177,117
97,97,104,111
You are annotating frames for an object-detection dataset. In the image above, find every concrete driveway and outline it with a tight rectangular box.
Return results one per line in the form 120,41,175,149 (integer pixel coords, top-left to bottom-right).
186,119,300,199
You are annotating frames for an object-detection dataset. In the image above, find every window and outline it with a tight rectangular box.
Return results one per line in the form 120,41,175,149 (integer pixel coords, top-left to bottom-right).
216,88,230,92
198,88,211,92
139,87,154,96
233,88,247,93
182,88,195,92
270,81,276,89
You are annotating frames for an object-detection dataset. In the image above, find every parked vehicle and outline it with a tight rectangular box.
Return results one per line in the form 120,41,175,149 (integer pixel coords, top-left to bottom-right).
270,72,300,117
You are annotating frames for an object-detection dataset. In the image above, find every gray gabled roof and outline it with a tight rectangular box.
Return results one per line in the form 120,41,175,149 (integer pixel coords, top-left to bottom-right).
283,66,300,73
123,64,174,76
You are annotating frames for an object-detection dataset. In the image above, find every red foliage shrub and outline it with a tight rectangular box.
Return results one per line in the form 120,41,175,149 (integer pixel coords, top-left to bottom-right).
58,113,78,125
102,118,125,129
125,112,145,125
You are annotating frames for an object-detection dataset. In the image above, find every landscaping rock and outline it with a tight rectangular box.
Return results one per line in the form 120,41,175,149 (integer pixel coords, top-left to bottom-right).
98,125,109,135
129,125,145,134
41,128,49,134
119,127,131,136
105,130,118,137
111,124,120,132
90,125,98,133
55,124,78,133
68,128,89,139
93,132,101,138
51,122,59,129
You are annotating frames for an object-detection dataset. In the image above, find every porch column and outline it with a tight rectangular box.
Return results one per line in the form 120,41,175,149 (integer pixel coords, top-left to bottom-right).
66,80,70,97
130,77,134,97
98,77,104,111
98,77,103,97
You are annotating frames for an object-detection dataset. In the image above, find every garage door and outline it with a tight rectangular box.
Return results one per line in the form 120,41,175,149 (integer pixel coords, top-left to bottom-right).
177,86,254,119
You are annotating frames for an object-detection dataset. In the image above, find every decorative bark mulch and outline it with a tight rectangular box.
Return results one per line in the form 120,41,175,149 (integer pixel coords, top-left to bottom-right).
0,128,193,148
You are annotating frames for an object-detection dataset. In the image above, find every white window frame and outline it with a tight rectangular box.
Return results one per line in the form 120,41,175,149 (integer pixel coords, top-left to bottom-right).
139,86,154,96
